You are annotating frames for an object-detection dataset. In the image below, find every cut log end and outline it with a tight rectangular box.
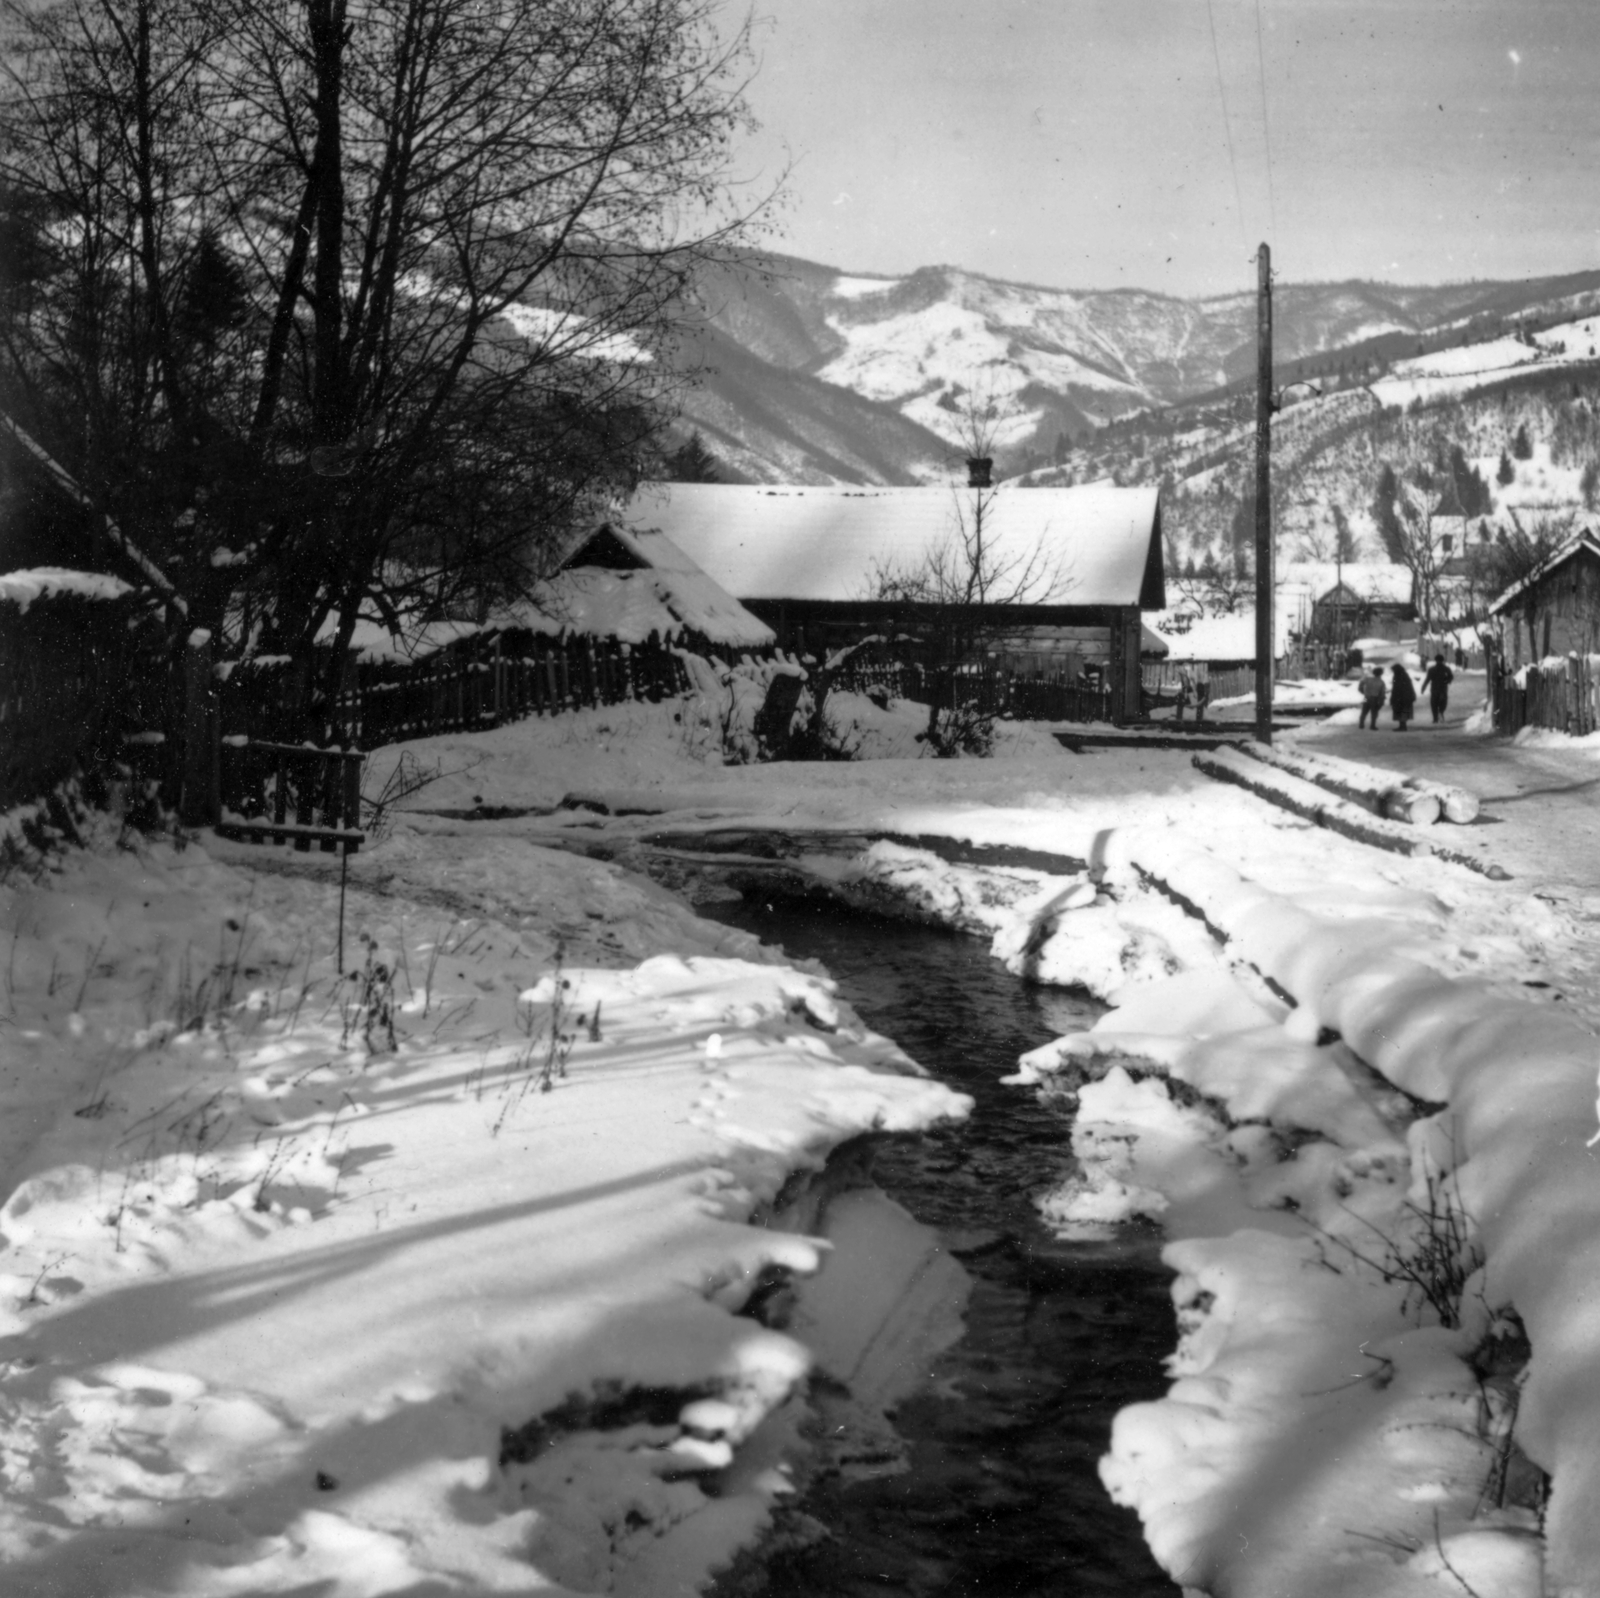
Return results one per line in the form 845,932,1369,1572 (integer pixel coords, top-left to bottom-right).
1381,789,1442,827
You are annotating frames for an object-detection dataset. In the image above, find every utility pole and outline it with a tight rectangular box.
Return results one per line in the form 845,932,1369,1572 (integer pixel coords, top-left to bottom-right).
1335,540,1344,673
1254,243,1274,745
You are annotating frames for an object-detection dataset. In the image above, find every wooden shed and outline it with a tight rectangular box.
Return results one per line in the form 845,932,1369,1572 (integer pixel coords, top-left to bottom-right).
1309,574,1417,646
1489,527,1600,665
613,481,1166,723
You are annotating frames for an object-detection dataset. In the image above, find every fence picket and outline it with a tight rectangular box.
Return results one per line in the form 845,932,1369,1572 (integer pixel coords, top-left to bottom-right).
1489,649,1600,736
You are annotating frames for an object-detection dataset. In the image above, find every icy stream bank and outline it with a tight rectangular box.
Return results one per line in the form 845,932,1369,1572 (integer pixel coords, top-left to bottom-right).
696,897,1175,1597
631,824,1586,1594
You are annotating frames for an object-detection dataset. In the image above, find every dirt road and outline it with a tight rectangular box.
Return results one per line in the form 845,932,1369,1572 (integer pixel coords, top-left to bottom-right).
1292,672,1600,906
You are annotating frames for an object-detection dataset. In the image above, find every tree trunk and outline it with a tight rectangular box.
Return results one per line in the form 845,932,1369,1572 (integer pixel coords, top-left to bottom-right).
308,0,349,447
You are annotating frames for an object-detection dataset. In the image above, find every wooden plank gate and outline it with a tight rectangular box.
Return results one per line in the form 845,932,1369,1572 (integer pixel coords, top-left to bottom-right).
180,633,366,854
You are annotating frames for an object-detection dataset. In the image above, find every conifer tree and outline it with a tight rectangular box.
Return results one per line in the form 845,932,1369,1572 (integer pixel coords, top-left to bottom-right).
1372,464,1405,562
665,432,722,483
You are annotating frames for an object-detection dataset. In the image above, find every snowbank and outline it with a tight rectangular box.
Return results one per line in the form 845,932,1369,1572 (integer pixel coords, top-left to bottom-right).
1024,830,1600,1596
0,831,966,1596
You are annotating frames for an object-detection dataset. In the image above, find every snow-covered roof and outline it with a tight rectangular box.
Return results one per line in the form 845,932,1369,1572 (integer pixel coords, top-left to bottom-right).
566,521,714,578
325,521,773,662
1310,565,1416,606
1149,608,1293,663
1,414,182,606
513,566,774,649
614,482,1164,609
1489,528,1600,615
334,568,773,664
0,567,135,611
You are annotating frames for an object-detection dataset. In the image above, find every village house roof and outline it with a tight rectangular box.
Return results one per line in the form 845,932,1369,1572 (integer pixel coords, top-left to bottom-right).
1149,609,1292,663
613,482,1165,611
1311,566,1417,607
1488,527,1600,616
327,522,774,662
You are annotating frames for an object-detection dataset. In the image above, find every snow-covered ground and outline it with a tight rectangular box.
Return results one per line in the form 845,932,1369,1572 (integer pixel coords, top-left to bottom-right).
6,677,1600,1595
1471,439,1590,519
1371,316,1600,411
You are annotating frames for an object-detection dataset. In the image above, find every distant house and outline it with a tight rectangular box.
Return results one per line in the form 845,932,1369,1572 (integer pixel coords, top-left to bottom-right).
1488,526,1600,665
612,480,1166,722
1309,569,1417,644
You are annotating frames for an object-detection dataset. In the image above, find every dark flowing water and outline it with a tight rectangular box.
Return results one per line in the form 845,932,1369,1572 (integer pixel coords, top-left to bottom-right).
702,894,1178,1598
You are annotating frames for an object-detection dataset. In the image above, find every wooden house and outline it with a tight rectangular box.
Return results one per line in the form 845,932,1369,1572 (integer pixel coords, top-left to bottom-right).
1489,527,1600,665
1309,570,1417,645
612,480,1166,722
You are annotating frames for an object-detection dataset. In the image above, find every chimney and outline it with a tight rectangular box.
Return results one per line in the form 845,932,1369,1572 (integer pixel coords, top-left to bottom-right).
966,456,993,488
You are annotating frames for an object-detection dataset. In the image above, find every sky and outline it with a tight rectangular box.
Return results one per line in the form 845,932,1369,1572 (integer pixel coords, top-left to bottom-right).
730,0,1600,300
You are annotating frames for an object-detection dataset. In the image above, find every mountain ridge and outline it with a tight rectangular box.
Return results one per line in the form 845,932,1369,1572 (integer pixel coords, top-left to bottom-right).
666,252,1600,486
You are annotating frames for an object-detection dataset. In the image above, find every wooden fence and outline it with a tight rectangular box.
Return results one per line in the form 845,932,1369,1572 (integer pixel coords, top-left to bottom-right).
216,740,366,854
6,585,1154,837
1140,660,1274,708
0,587,169,815
1488,648,1600,736
219,628,697,751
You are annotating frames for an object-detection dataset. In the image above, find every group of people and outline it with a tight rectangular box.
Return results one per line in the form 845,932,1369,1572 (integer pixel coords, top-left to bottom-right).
1357,653,1454,731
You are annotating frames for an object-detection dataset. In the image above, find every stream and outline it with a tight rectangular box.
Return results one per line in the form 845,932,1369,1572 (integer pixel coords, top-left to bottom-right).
701,893,1178,1597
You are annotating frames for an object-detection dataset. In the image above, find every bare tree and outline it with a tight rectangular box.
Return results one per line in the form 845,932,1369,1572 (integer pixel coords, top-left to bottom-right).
1297,506,1358,564
868,391,1066,755
1391,481,1455,640
1170,558,1255,617
0,0,769,726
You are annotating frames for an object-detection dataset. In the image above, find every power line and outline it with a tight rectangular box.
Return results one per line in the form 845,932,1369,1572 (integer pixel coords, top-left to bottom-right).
1204,0,1248,244
1252,0,1278,241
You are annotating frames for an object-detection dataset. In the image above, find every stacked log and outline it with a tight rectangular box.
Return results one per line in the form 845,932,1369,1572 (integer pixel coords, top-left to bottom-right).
1233,742,1479,825
1193,748,1507,878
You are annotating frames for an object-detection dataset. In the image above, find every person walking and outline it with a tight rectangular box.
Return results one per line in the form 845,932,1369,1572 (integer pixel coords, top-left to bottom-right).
1175,664,1195,722
1422,653,1454,723
1358,665,1386,730
1390,662,1417,730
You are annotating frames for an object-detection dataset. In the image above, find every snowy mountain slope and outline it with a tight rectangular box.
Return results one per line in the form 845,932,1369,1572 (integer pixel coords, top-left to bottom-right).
668,254,1600,487
1023,310,1600,571
1373,314,1600,409
670,320,953,485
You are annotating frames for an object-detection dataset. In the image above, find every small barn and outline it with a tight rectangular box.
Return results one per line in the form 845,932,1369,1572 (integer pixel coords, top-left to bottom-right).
612,480,1166,722
1308,570,1417,645
1489,526,1600,665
